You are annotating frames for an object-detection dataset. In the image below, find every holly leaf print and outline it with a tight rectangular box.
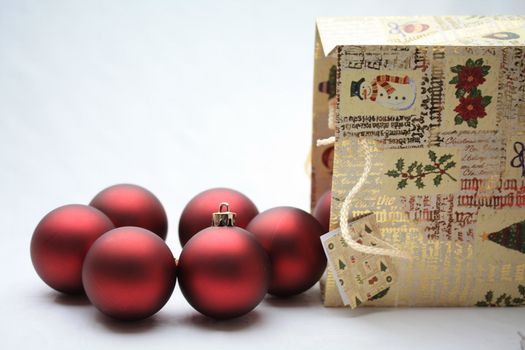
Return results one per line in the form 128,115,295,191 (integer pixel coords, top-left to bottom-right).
449,76,459,85
481,95,492,107
485,291,494,303
396,158,404,171
407,161,418,174
387,152,457,190
428,150,437,162
438,154,453,163
386,169,400,178
416,163,423,175
476,286,525,307
454,115,463,125
444,161,456,170
433,174,442,187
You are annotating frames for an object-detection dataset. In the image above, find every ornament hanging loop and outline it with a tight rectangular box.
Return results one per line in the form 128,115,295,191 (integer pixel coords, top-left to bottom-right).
212,202,236,227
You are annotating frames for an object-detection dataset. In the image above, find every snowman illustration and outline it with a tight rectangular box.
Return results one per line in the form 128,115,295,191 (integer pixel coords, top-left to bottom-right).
350,74,417,111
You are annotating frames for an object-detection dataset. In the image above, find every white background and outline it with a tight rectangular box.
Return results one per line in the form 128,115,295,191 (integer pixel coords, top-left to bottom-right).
1,1,525,349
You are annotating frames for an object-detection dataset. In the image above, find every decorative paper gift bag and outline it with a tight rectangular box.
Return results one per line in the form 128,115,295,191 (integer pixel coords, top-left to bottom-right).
310,16,525,307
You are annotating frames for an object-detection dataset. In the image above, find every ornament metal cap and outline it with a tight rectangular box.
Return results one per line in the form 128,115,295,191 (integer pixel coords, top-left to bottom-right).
212,202,236,227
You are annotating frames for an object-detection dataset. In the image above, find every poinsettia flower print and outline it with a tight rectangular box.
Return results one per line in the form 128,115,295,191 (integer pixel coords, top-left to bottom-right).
456,66,486,91
454,96,487,120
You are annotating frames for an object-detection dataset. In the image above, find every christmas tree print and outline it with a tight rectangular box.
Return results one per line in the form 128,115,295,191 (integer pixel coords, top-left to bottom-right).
476,285,525,307
482,219,525,254
385,150,457,190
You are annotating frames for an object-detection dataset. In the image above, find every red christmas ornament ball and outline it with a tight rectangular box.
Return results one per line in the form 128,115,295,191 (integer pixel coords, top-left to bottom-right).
178,188,258,246
312,190,331,233
246,207,327,297
178,226,271,319
30,204,115,294
82,227,176,321
90,184,168,240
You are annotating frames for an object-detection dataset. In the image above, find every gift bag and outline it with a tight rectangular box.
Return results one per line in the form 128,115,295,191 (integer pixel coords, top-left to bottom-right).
311,16,525,307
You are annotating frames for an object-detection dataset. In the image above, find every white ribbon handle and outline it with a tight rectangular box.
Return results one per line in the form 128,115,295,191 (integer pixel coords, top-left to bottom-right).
317,136,411,259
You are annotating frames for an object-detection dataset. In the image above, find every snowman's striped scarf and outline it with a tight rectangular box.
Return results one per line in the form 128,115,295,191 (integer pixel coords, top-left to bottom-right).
369,75,410,101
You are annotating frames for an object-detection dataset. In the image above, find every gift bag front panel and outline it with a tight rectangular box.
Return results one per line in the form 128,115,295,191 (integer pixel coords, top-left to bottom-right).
327,45,525,306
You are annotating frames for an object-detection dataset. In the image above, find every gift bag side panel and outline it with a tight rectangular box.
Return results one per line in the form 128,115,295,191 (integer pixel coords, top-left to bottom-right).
311,27,337,212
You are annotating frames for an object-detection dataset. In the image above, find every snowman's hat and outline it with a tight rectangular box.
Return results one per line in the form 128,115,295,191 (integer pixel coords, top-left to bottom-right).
350,78,365,100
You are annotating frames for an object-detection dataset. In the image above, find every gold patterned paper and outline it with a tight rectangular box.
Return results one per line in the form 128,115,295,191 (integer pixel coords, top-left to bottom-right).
311,16,525,307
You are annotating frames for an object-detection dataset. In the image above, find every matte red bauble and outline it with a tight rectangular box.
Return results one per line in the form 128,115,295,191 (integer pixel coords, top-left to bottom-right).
178,204,270,319
30,204,115,294
247,206,327,297
90,184,168,240
82,227,176,321
178,188,258,246
313,190,331,233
